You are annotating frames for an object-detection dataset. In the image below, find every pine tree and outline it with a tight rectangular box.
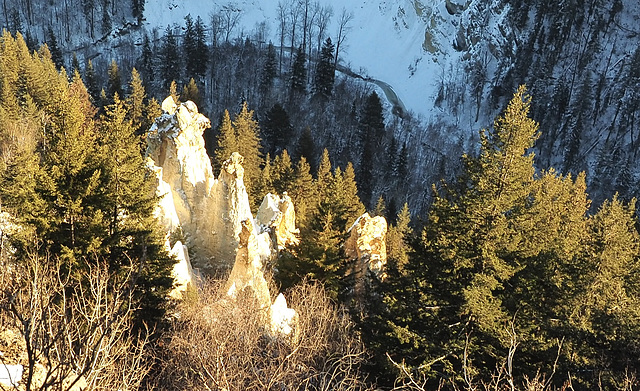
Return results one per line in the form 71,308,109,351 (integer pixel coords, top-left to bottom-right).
161,26,181,89
107,59,123,102
313,37,335,98
139,33,154,85
261,103,293,156
272,149,294,194
193,16,209,78
101,0,112,35
295,126,315,166
126,68,146,135
260,42,277,98
183,15,197,78
214,109,236,172
181,78,202,109
289,45,307,98
84,59,100,103
46,26,64,70
71,53,81,75
99,93,175,322
289,156,316,230
131,0,145,25
233,101,263,203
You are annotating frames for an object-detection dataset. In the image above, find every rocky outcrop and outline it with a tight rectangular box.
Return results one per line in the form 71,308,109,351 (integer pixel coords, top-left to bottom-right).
147,97,298,335
147,97,255,273
256,193,300,249
345,213,388,297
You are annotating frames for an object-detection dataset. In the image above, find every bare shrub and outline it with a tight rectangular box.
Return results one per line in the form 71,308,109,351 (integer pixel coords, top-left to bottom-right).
0,252,152,391
152,279,373,390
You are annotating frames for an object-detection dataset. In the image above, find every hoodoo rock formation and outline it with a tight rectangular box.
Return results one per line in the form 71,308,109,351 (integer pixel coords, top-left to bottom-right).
345,213,388,297
146,97,298,334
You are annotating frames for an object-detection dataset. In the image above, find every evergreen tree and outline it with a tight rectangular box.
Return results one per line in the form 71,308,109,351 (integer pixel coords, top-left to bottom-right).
99,93,175,322
272,149,294,194
161,26,181,89
193,16,209,78
295,126,315,166
313,37,335,98
46,26,64,70
107,59,123,102
183,15,198,78
233,101,263,204
139,33,154,85
358,91,386,206
71,53,81,75
214,109,236,172
101,0,112,35
289,156,316,230
84,59,100,103
131,0,145,25
260,42,277,98
126,68,146,134
261,103,293,156
181,78,202,109
289,45,307,98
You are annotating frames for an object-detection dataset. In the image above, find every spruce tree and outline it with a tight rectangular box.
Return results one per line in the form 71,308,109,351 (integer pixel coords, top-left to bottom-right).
193,16,209,78
139,33,154,85
214,109,236,172
107,59,123,102
261,103,293,156
289,156,316,230
260,42,277,98
46,26,64,70
289,45,307,98
126,68,146,135
84,59,100,103
233,101,263,203
181,78,202,109
161,26,180,89
313,37,335,98
272,149,294,194
183,15,197,78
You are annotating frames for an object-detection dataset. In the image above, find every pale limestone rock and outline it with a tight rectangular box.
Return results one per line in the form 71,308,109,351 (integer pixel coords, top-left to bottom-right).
256,193,300,249
168,240,196,299
225,219,271,310
147,101,255,272
161,96,178,115
148,98,297,335
345,213,388,296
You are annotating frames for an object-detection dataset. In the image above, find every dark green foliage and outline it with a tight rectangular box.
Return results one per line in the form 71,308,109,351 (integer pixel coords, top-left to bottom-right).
290,46,307,98
193,16,209,78
161,26,180,89
139,33,154,85
131,0,145,24
295,126,315,166
0,33,173,327
84,59,100,103
107,59,123,101
261,103,293,156
183,15,197,78
260,42,277,97
313,37,335,98
101,0,111,35
46,26,64,70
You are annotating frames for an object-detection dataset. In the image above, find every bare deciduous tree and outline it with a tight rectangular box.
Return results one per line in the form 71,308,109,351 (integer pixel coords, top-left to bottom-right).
0,253,151,391
334,7,354,70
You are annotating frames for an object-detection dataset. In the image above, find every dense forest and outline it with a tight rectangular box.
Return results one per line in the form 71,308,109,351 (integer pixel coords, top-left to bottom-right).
1,0,640,389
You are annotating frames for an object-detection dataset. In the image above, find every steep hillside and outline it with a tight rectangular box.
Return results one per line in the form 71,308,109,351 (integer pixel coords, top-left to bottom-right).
4,0,639,212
